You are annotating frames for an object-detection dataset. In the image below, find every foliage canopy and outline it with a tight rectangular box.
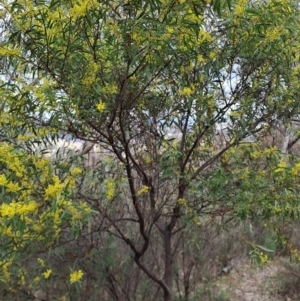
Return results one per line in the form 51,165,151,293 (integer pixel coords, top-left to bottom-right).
0,0,300,300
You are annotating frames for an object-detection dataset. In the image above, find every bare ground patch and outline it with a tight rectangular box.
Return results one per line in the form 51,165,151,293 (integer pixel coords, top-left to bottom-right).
212,258,300,301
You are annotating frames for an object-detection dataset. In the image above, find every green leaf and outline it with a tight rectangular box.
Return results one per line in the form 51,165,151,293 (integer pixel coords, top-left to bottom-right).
153,53,163,66
213,0,221,17
255,244,275,253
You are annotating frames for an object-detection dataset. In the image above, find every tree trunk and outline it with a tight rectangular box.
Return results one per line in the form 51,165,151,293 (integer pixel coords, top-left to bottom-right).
164,229,173,301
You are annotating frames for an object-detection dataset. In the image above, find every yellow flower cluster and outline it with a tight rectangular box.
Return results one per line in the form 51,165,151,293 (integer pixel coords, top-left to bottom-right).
137,185,149,196
0,174,7,185
258,252,269,264
6,181,21,193
198,29,213,43
0,141,94,257
287,244,300,262
264,27,281,42
42,269,52,279
37,258,45,267
0,145,26,177
70,269,84,284
34,157,51,170
44,176,65,200
0,260,12,284
251,146,277,159
235,0,247,16
81,61,98,86
48,8,63,22
17,133,36,141
96,101,106,113
179,87,194,97
103,83,118,94
69,0,98,18
0,47,21,57
291,162,300,176
229,110,242,119
197,55,206,65
106,179,115,200
274,158,287,173
0,201,38,218
132,32,142,43
209,51,217,59
185,9,202,23
70,167,82,176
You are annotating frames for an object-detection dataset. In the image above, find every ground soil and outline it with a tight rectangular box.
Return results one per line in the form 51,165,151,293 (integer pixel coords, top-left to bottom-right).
215,258,300,301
